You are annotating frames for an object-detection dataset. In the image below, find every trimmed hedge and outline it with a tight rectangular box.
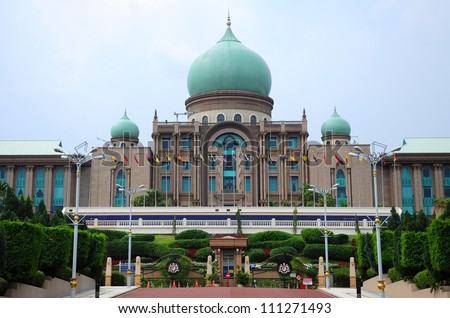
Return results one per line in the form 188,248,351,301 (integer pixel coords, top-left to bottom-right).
372,230,395,270
401,231,428,272
427,219,450,273
269,246,298,262
0,277,8,296
0,221,44,283
39,226,72,276
88,229,127,241
247,231,292,245
170,238,210,249
249,236,306,253
175,230,211,240
132,234,155,242
332,266,350,287
302,244,356,262
301,228,327,244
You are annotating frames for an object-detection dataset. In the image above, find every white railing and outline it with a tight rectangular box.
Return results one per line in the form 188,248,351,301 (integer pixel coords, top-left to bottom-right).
86,217,376,235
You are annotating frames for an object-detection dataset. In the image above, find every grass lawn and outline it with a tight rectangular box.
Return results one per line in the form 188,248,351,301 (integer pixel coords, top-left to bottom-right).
154,235,175,246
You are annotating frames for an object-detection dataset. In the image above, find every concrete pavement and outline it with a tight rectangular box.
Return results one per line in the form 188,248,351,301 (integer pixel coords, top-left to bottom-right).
68,286,380,298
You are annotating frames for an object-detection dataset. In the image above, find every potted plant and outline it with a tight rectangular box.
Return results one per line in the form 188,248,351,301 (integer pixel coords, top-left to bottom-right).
235,271,251,287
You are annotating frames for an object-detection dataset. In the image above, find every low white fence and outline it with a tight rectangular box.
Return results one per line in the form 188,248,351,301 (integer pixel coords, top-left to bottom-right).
86,217,376,235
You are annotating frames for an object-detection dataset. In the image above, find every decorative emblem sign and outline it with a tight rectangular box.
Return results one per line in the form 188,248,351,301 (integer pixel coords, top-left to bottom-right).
166,260,182,275
277,262,291,276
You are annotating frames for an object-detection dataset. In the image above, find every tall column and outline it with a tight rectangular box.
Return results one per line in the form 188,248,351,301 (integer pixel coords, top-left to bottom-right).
44,165,54,210
64,165,73,207
433,164,443,198
6,165,15,187
412,164,423,212
25,165,34,199
346,167,352,207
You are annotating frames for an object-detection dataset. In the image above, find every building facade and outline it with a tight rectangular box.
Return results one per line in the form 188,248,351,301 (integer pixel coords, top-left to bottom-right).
1,19,449,215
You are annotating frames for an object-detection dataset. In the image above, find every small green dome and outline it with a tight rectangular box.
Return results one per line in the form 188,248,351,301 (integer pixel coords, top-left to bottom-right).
111,111,139,139
321,109,351,136
187,19,272,97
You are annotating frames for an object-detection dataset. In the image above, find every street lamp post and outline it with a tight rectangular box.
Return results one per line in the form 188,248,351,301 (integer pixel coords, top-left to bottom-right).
54,141,102,298
349,142,401,298
309,183,339,290
116,184,147,288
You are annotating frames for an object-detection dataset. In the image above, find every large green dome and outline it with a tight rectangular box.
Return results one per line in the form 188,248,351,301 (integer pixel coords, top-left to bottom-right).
187,20,272,97
321,109,351,136
111,111,139,139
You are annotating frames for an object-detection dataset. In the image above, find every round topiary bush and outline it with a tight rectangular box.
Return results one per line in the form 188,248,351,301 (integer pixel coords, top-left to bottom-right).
175,230,211,240
388,267,403,283
195,247,213,262
111,271,127,286
31,270,46,288
246,249,267,263
0,277,8,296
413,269,434,290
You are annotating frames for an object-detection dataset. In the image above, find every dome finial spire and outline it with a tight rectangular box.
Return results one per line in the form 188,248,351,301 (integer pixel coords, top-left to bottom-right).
227,9,231,27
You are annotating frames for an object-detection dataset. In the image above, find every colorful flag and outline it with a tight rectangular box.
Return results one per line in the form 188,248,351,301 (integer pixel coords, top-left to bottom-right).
134,153,139,165
146,153,152,164
394,154,398,162
124,153,129,162
101,154,107,165
334,154,345,165
244,154,250,161
177,154,183,161
199,154,205,161
155,153,161,164
290,154,296,162
166,153,171,161
256,153,260,161
111,155,118,163
222,156,228,163
302,155,308,163
345,154,349,164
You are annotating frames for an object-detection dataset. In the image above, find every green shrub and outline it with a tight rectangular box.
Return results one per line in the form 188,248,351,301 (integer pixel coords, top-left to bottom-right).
249,237,306,253
413,269,434,290
170,238,210,249
156,255,193,284
132,234,155,242
248,231,292,245
111,271,126,286
269,246,298,262
401,231,428,273
246,249,267,263
55,266,71,281
31,270,46,288
372,230,395,270
235,271,252,286
0,221,44,283
388,267,403,283
301,228,326,244
366,267,377,278
329,234,349,245
175,230,211,240
195,247,213,262
89,229,127,241
332,266,350,287
302,244,356,262
0,229,6,277
39,227,72,276
0,277,8,296
427,219,450,272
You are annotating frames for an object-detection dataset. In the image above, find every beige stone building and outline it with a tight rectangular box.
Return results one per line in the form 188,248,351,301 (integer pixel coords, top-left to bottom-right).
1,19,449,215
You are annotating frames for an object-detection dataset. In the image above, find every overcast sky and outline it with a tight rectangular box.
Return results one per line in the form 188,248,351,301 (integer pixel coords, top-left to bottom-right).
1,0,449,153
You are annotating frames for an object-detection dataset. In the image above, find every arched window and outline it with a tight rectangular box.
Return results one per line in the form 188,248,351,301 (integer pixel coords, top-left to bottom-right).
15,167,26,197
250,115,257,125
217,114,225,123
335,140,341,145
34,168,45,206
234,114,242,122
401,167,414,214
52,167,64,212
114,170,126,207
422,167,433,215
202,116,208,124
336,169,347,206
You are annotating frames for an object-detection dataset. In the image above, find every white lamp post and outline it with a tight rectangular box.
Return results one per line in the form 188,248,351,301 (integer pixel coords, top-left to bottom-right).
309,183,339,289
54,141,102,298
349,142,401,298
116,184,146,288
